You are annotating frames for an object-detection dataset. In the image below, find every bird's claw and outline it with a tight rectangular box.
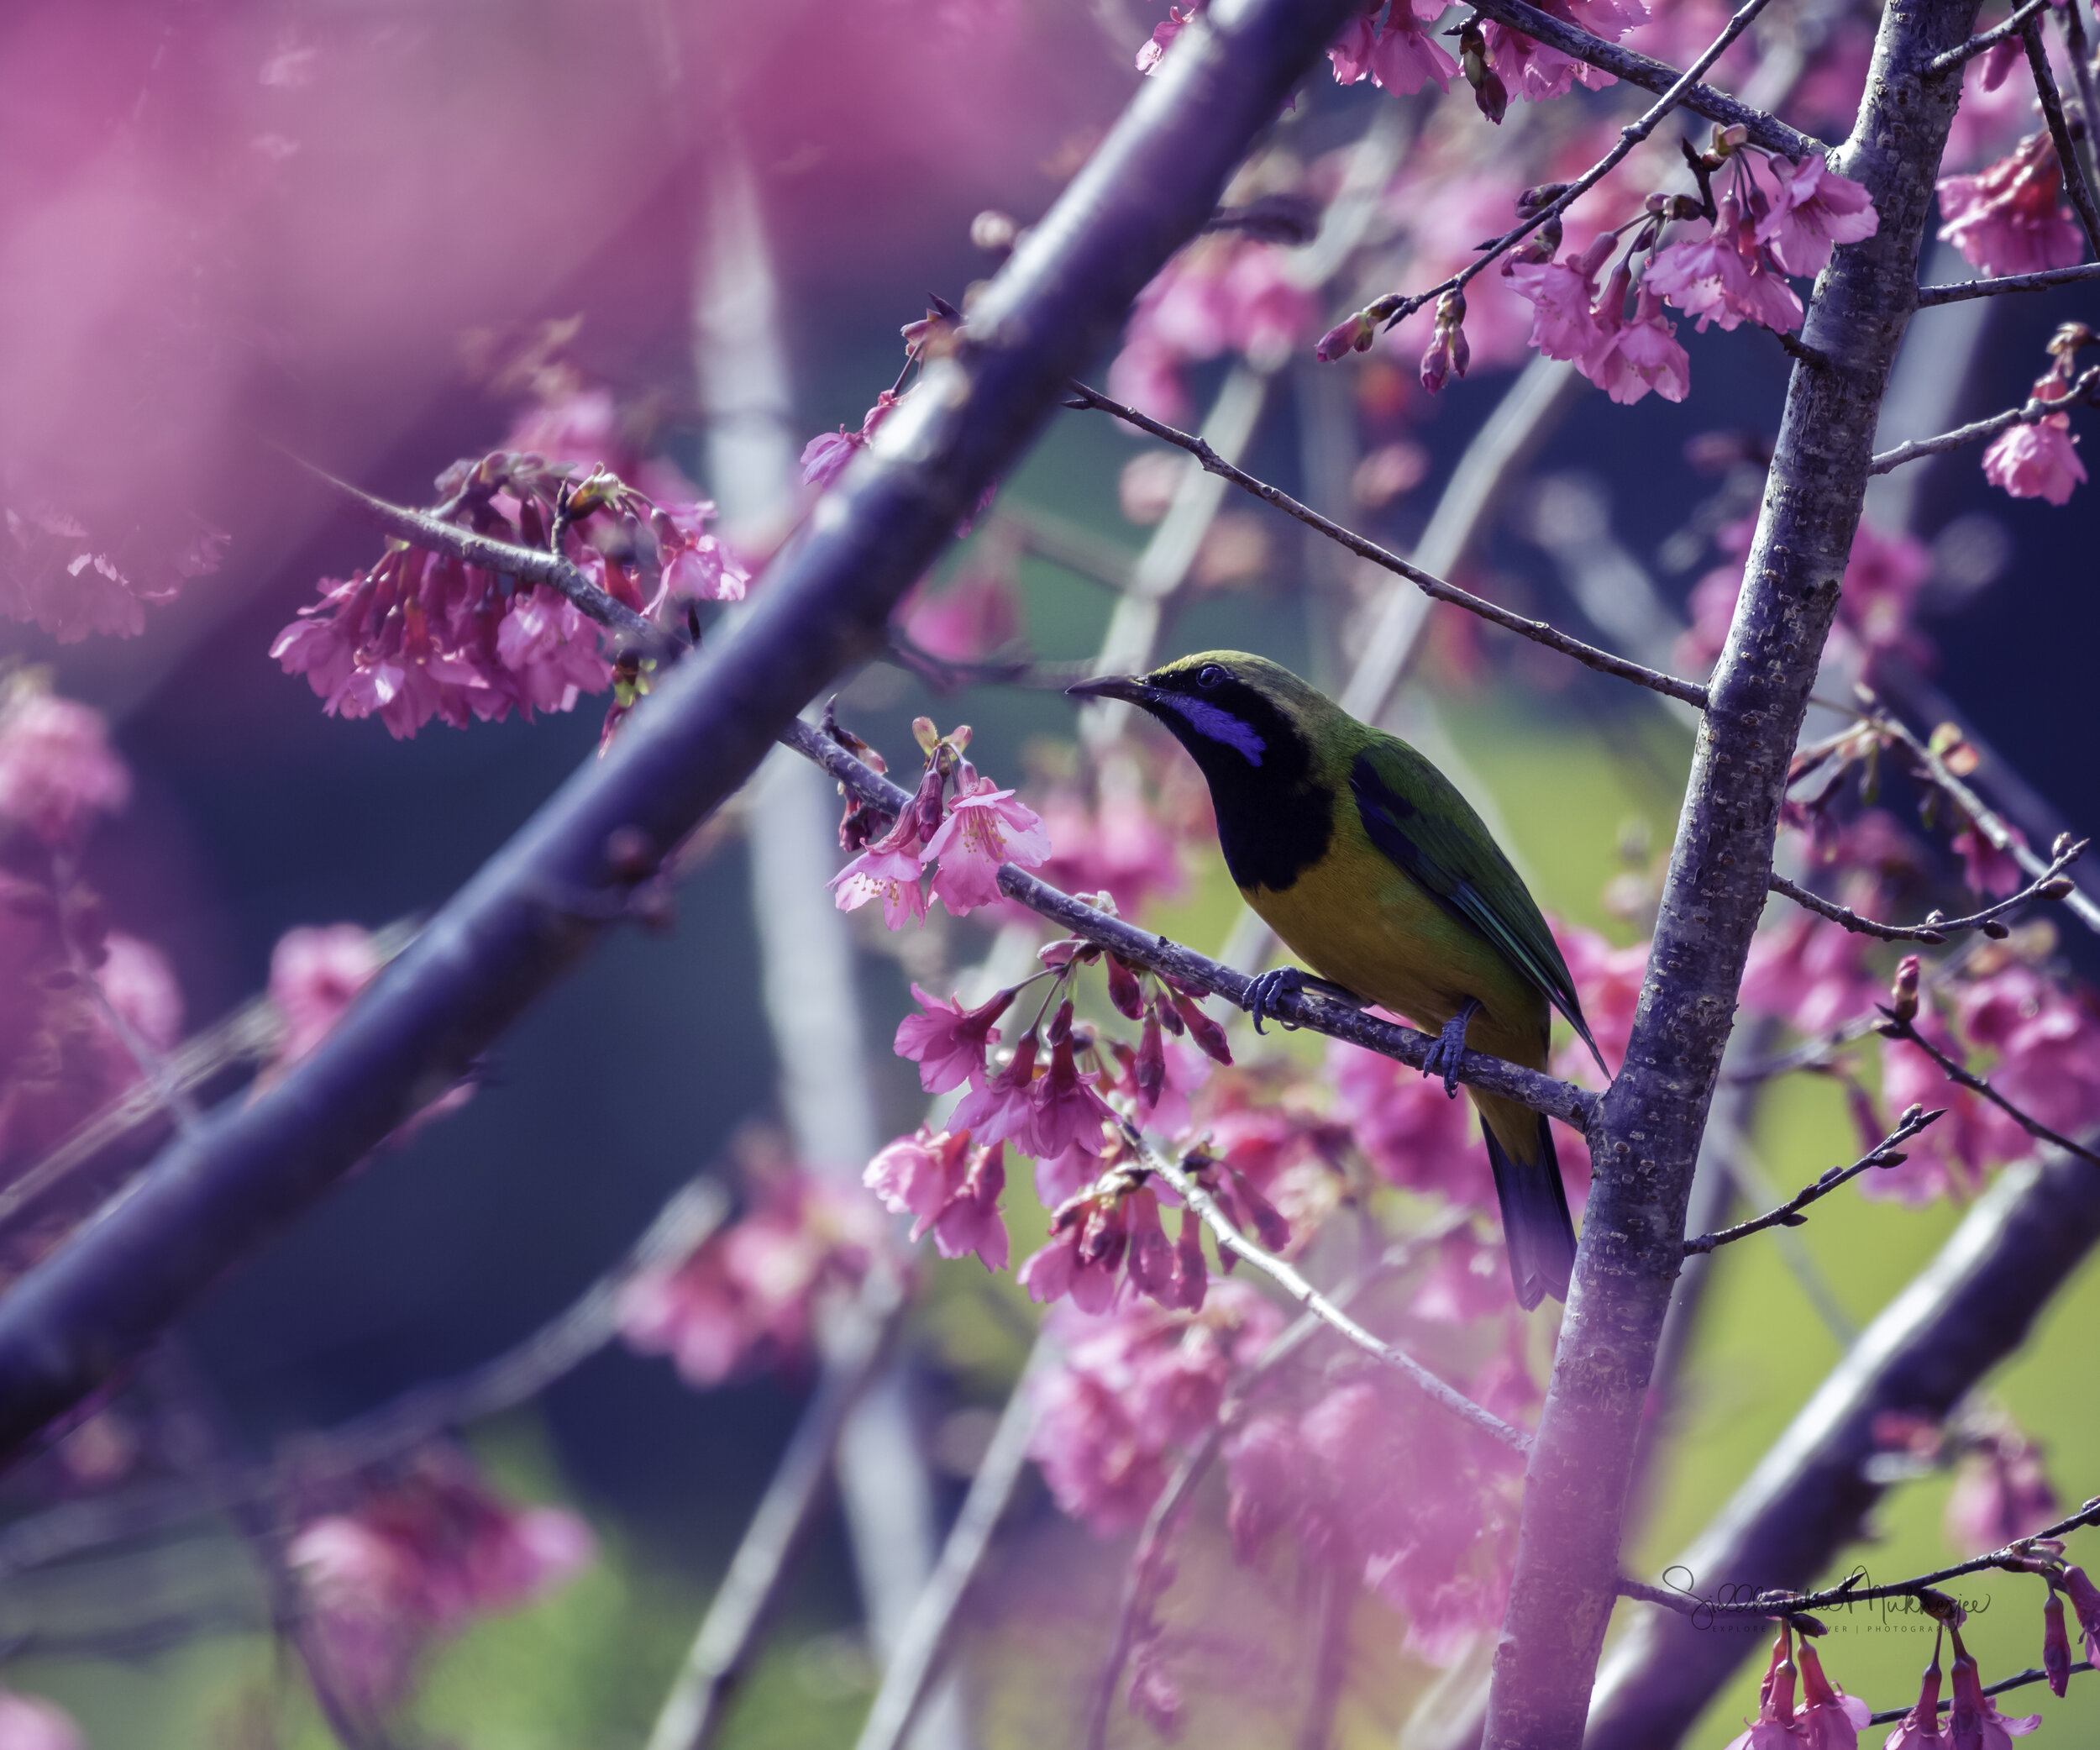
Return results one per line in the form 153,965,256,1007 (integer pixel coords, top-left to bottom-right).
1247,967,1308,1035
1421,999,1483,1098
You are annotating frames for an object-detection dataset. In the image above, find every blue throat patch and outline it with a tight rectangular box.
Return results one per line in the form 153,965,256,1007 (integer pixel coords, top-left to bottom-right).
1158,695,1266,765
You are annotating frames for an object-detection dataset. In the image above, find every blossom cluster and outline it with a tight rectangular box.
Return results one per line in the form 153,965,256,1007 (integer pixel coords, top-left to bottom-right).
1,497,225,644
288,1448,594,1717
274,389,746,740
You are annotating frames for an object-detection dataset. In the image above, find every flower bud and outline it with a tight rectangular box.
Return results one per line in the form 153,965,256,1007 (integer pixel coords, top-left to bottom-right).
1713,123,1749,156
1136,1010,1165,1109
2048,320,2095,356
2045,1591,2071,1695
2040,875,2076,898
1173,994,1233,1065
1316,310,1377,361
1517,181,1572,213
1154,990,1184,1035
1106,955,1146,1020
1047,997,1074,1047
1889,954,1920,1023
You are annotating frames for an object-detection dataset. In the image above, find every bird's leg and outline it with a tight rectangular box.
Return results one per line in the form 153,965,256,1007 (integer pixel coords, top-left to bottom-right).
1421,998,1483,1098
1244,968,1368,1034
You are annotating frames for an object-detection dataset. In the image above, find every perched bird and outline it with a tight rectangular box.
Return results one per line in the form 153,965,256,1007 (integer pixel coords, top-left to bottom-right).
1069,650,1604,1308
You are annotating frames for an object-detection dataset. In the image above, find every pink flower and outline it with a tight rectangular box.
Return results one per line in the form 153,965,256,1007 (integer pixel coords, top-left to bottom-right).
0,1691,86,1750
1368,5,1458,94
1873,1023,2029,1202
1019,1184,1131,1312
893,983,1013,1092
1135,4,1196,74
1883,1655,1947,1750
1724,1629,1801,1750
1646,198,1803,334
269,928,384,1067
1027,1285,1278,1534
1223,1377,1520,1663
289,1453,593,1716
651,502,748,604
801,392,899,491
494,587,614,714
1962,964,2100,1138
618,1175,881,1385
1410,1231,1515,1322
2044,1593,2071,1696
1505,236,1614,361
1946,1641,2041,1746
1740,911,1883,1036
921,773,1051,913
1793,1641,1872,1748
1328,1034,1488,1205
98,931,183,1054
0,502,223,644
1032,1033,1118,1159
0,688,131,848
2062,1565,2100,1665
865,1126,1009,1269
1034,778,1188,913
1327,13,1378,81
1939,134,2085,276
950,1032,1043,1148
1984,415,2086,504
900,568,1021,661
830,836,928,928
1753,153,1879,277
1218,246,1320,357
1581,281,1692,405
1481,0,1645,100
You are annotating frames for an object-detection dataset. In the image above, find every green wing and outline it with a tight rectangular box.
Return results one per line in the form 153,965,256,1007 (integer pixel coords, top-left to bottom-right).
1347,739,1606,1073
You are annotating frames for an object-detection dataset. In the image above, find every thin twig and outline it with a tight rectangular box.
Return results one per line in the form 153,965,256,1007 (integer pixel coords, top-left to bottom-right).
1877,1007,2100,1169
1916,258,2100,302
1874,712,2100,938
1925,0,2055,73
850,1343,1047,1750
1767,838,2087,941
1621,1495,2100,1619
1129,1128,1528,1453
1343,0,1779,335
1682,1106,1942,1253
1867,369,2100,474
2060,0,2100,196
644,1276,907,1750
1063,382,1709,710
2024,21,2100,255
1466,0,1822,157
784,717,1596,1131
1863,1658,2094,1725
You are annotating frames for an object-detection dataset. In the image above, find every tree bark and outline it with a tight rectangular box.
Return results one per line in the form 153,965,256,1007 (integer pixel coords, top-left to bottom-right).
1478,3,1982,1742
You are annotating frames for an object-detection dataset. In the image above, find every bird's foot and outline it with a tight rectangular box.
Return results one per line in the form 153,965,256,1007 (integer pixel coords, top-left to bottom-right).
1247,966,1309,1035
1421,999,1483,1098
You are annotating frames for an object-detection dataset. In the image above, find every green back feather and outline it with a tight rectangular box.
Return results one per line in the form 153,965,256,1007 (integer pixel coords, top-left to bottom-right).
1346,736,1607,1075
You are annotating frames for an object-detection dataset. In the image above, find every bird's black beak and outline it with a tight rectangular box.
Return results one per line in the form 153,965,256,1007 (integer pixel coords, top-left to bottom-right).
1066,674,1152,707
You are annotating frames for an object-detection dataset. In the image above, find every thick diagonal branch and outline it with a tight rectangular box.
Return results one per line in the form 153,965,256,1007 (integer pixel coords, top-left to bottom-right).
0,0,1368,1465
1479,0,1983,1742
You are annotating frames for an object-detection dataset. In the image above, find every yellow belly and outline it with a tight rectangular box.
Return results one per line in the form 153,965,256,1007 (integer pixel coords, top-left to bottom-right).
1242,819,1552,1164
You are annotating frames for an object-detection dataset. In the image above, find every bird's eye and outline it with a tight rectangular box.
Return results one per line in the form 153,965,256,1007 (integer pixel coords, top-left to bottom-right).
1195,663,1227,689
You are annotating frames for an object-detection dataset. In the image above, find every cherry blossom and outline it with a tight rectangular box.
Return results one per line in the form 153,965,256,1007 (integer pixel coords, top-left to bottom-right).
893,983,1014,1092
651,502,748,604
1751,152,1879,277
921,772,1052,914
0,684,131,849
1504,234,1616,362
1724,1627,1801,1750
830,824,930,929
1552,922,1648,1079
0,501,225,644
865,1126,1009,1269
1883,1653,1947,1750
1479,0,1645,101
1958,962,2100,1139
1026,1285,1279,1534
1331,0,1459,95
1135,4,1197,74
1875,1022,2029,1202
1645,197,1803,334
801,391,900,491
1946,1637,2042,1745
2062,1565,2100,1664
1739,910,1884,1037
289,1452,594,1716
261,924,383,1073
1984,407,2087,505
617,1173,882,1386
900,567,1022,661
1939,134,2085,276
1582,281,1692,406
1328,1034,1488,1204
